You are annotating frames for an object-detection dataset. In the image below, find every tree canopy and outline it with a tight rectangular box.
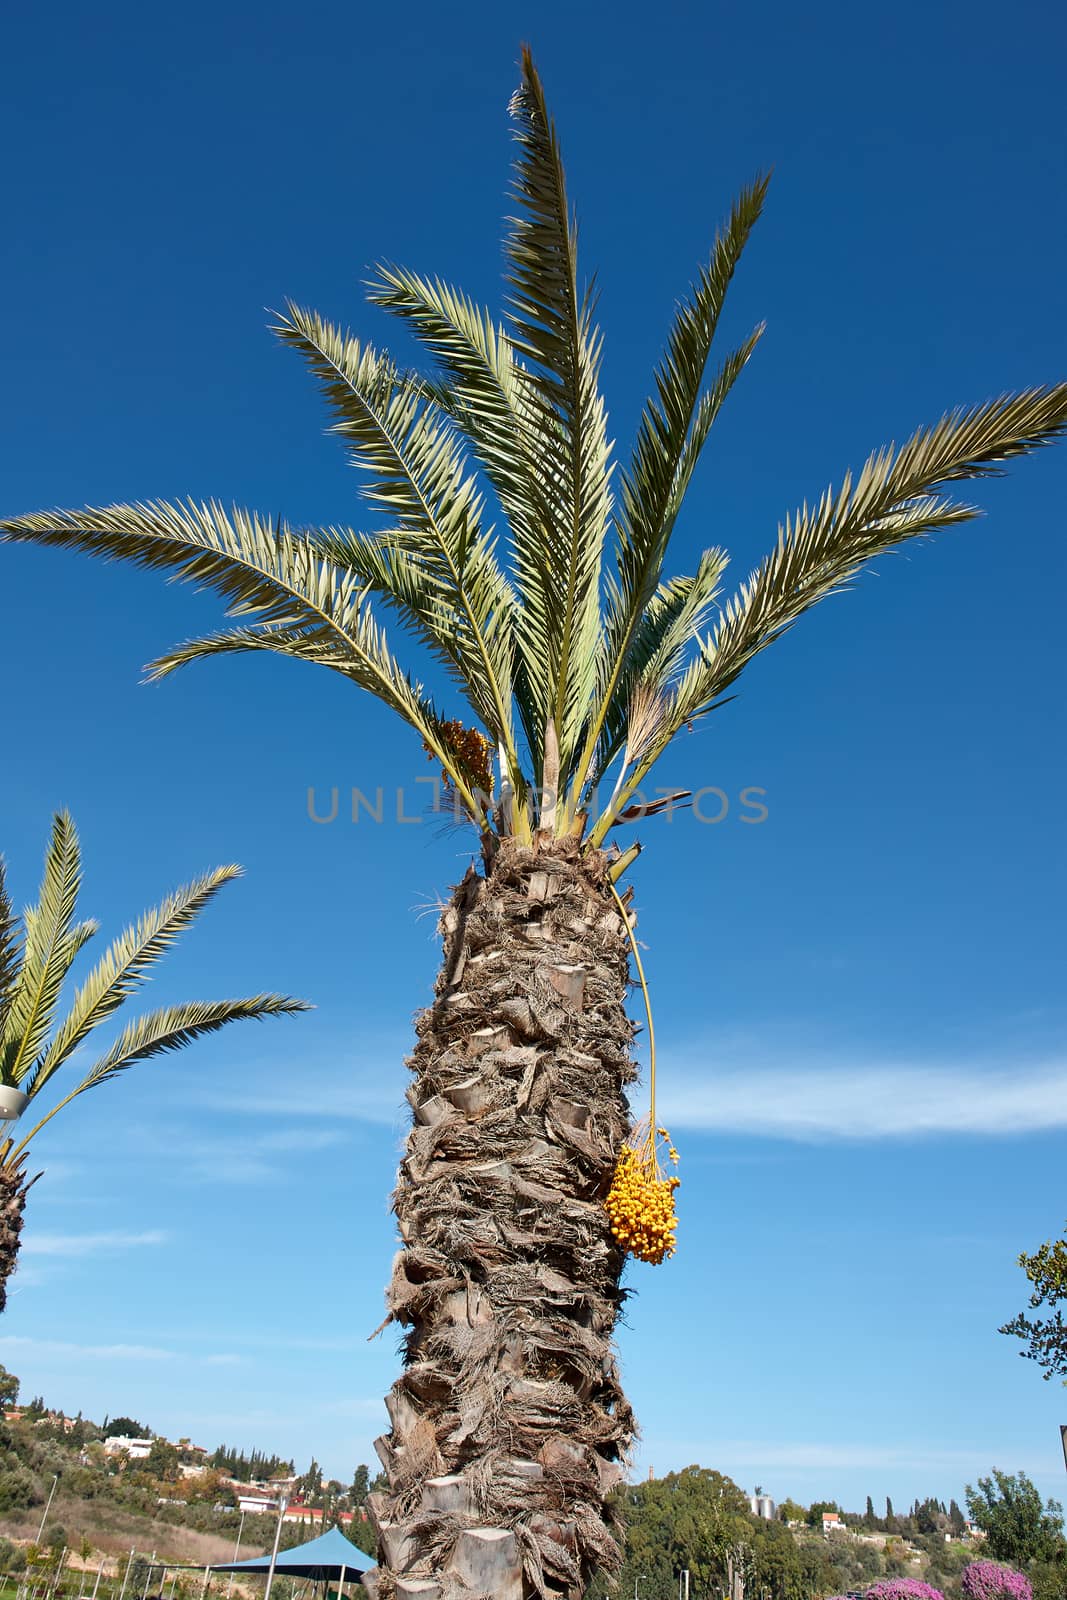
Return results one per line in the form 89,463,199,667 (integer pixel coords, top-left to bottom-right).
4,52,1067,858
964,1472,1064,1567
999,1227,1067,1381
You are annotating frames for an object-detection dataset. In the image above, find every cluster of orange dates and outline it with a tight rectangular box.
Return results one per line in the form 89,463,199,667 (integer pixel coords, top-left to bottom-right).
605,1129,680,1265
424,720,494,796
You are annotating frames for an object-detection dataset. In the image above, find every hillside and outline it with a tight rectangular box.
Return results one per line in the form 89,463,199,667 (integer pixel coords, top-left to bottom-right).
0,1377,1063,1600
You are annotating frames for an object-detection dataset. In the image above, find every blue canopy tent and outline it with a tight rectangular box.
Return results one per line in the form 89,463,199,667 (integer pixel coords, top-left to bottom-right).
212,1528,370,1582
146,1529,372,1600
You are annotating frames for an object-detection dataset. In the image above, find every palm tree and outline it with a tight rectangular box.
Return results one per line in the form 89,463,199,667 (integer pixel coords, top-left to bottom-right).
0,811,308,1310
3,50,1066,1600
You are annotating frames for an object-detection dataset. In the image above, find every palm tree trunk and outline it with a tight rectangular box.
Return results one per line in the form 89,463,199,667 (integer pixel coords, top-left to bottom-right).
367,838,639,1600
0,1161,31,1314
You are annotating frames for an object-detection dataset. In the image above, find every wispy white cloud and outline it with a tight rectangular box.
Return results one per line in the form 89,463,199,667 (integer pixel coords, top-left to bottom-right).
255,1129,349,1153
196,1078,402,1126
0,1335,173,1361
654,1034,1067,1141
21,1229,168,1257
642,1435,1067,1476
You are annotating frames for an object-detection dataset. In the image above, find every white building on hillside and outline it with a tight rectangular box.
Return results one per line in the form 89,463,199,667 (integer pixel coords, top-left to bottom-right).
104,1435,152,1460
235,1491,281,1515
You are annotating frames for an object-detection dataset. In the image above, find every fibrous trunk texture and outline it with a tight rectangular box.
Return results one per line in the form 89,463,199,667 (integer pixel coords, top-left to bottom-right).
0,1164,30,1315
366,839,638,1600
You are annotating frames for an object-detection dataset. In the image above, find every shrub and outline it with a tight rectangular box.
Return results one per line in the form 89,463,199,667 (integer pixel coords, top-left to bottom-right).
0,1465,37,1511
962,1561,1033,1600
866,1582,947,1600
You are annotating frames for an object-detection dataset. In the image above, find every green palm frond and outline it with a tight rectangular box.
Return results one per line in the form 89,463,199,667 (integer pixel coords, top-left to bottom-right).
591,548,731,788
0,862,22,1036
614,176,768,621
0,812,89,1085
12,994,309,1159
366,265,548,545
589,386,1067,841
308,525,516,761
0,818,309,1166
567,180,767,815
85,993,308,1081
505,47,612,781
271,305,520,766
26,864,243,1098
0,499,491,822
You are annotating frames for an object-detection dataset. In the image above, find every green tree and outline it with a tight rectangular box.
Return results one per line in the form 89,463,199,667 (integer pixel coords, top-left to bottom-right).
750,1518,805,1600
0,1465,36,1512
807,1500,842,1527
0,814,307,1309
351,1465,370,1507
108,1418,150,1440
916,1497,945,1535
999,1226,1067,1380
348,1513,377,1560
299,1458,323,1504
145,1439,180,1481
778,1499,807,1525
866,1495,877,1529
0,1362,18,1407
965,1470,1065,1566
5,52,1067,1600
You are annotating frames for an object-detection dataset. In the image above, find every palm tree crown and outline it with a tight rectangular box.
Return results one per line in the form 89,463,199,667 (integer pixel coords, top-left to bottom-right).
3,49,1066,855
0,810,309,1172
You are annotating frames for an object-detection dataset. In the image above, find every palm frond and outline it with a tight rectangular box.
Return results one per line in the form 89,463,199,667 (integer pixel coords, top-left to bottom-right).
591,547,730,786
0,812,86,1085
272,304,521,770
615,176,768,617
505,47,612,782
366,264,548,542
26,864,242,1097
82,994,309,1084
0,500,491,823
0,862,22,1038
568,179,767,811
589,385,1067,841
10,993,309,1159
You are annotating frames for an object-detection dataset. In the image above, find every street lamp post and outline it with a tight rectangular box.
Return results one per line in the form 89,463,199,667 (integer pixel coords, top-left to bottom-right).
634,1576,648,1600
225,1510,246,1599
35,1474,59,1545
263,1495,290,1600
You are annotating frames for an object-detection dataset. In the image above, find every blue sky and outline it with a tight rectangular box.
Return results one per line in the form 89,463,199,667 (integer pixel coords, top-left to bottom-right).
2,0,1066,1522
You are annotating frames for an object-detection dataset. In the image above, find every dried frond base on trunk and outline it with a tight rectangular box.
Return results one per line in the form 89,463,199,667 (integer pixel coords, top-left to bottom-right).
0,1163,30,1315
368,840,638,1600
